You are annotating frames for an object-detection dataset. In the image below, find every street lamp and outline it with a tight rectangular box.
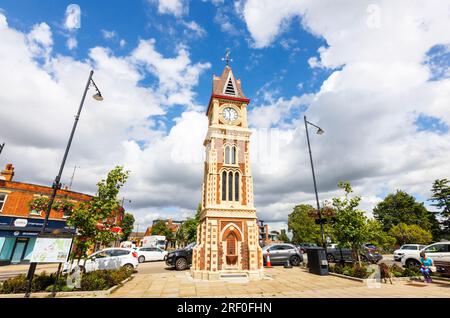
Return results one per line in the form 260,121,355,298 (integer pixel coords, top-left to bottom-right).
0,142,4,155
304,115,326,249
25,70,103,298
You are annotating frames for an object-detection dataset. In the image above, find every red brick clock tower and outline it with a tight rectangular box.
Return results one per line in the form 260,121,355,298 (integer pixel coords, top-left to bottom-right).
191,52,263,280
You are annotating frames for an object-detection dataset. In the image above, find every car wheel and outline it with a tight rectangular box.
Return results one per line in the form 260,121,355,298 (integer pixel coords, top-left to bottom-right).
327,254,335,263
406,259,421,270
175,257,188,271
123,264,134,271
138,256,145,263
290,255,301,266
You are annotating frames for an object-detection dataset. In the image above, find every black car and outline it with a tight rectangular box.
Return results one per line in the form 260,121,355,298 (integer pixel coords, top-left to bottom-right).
165,242,196,270
297,243,319,254
326,243,383,264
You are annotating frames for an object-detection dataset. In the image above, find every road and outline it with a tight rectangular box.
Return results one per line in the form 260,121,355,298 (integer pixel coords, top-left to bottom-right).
0,261,168,281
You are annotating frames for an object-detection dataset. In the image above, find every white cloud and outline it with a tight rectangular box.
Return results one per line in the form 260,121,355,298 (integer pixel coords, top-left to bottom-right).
119,39,126,48
27,23,53,59
151,0,188,17
0,13,8,28
182,21,206,38
101,29,117,40
64,4,81,30
239,0,450,225
0,15,210,231
66,37,77,50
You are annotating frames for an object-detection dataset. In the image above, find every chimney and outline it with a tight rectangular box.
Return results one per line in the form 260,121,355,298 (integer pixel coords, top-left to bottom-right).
1,164,14,181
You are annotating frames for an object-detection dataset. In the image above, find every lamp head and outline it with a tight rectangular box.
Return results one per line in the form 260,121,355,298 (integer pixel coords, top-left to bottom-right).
316,128,324,135
92,92,103,101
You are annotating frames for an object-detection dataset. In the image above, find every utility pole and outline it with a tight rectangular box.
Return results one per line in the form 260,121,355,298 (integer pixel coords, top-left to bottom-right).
0,143,4,155
68,165,78,189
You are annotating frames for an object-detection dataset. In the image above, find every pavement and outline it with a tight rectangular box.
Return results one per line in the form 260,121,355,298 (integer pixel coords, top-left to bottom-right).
0,263,59,281
108,261,450,298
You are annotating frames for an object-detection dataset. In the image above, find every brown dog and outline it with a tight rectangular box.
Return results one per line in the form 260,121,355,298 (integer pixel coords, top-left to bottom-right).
379,263,393,284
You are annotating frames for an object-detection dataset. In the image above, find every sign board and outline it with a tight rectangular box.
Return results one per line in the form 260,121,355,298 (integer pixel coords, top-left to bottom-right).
30,237,73,263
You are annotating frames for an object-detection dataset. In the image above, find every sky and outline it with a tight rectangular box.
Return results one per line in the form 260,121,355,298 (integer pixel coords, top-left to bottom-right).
0,0,449,233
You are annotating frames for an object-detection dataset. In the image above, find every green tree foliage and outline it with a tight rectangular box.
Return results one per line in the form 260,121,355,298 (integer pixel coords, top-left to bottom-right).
121,213,135,241
388,223,433,246
67,166,130,260
365,219,396,252
430,178,450,236
332,181,368,264
278,229,290,243
373,190,434,232
176,218,198,245
151,220,174,239
288,204,321,244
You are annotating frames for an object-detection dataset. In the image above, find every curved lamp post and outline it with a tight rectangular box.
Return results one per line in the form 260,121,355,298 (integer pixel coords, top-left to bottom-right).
25,70,103,298
304,115,325,249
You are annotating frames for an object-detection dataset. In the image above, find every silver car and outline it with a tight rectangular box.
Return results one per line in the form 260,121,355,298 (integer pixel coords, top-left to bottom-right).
262,243,303,266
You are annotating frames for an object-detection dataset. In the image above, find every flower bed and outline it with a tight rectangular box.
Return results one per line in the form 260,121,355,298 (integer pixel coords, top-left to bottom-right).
0,267,133,294
329,263,421,280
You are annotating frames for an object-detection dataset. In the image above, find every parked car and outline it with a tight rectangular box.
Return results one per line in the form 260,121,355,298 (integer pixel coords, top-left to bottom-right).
262,243,303,266
136,246,168,263
326,243,382,264
297,243,318,254
62,248,139,274
401,241,450,269
165,242,196,270
393,244,426,261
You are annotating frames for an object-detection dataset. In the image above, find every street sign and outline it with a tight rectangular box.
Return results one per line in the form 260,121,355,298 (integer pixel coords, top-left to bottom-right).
30,236,73,263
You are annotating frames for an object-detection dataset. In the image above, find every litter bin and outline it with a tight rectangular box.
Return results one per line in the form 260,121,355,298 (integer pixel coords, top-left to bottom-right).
306,247,328,275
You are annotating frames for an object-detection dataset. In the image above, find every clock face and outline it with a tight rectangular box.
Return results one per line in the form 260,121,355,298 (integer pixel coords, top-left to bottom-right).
222,107,239,122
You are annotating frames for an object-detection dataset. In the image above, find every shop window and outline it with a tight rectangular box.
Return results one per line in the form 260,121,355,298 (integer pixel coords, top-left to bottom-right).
0,192,7,212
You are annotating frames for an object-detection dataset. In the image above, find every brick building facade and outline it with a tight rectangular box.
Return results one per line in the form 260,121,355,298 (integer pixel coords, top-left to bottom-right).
0,164,92,265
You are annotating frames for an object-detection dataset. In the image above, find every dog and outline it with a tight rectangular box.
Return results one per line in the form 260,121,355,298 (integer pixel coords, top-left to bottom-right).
378,262,393,284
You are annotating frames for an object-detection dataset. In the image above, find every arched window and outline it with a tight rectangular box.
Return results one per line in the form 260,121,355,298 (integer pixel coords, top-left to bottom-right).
226,232,237,255
234,172,239,202
228,171,233,201
231,146,236,164
224,146,230,164
221,171,227,201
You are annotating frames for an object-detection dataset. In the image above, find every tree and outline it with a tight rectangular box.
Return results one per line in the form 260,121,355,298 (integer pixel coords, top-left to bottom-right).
278,229,290,243
365,219,396,253
332,181,368,265
288,204,321,244
388,223,433,246
121,212,135,241
373,190,433,232
430,178,450,237
67,166,130,260
176,218,198,246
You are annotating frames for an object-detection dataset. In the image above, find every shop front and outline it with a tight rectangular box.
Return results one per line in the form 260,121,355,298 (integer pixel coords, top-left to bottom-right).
0,216,75,265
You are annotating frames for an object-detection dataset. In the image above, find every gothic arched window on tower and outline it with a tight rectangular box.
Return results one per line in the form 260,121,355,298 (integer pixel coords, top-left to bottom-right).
231,146,236,164
234,172,239,202
224,146,230,164
222,171,227,201
228,171,233,201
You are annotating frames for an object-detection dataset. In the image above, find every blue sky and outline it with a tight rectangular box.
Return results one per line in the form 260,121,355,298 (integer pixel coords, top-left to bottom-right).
0,1,449,231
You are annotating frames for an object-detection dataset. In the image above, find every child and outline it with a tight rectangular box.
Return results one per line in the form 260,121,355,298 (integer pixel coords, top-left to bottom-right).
419,251,434,283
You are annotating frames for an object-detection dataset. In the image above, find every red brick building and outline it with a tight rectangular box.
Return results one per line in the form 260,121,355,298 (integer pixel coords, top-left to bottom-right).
0,164,92,265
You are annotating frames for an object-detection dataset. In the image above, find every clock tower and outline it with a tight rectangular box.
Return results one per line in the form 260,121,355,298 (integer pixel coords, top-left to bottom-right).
191,53,263,280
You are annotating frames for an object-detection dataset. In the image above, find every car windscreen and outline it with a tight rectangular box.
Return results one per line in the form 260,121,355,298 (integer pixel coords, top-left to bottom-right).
401,245,417,250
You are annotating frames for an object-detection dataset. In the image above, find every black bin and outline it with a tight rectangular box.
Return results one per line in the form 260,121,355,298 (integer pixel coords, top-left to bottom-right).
306,247,328,275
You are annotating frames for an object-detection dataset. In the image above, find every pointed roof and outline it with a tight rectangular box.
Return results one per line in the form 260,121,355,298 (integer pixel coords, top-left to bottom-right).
212,66,247,99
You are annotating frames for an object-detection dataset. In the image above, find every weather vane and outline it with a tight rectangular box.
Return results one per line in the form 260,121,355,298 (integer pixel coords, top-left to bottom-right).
221,48,233,66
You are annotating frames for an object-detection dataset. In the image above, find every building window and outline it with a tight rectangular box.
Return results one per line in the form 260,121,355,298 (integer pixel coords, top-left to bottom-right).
221,170,240,203
228,172,233,201
234,172,239,202
224,145,237,165
221,171,227,201
0,193,7,212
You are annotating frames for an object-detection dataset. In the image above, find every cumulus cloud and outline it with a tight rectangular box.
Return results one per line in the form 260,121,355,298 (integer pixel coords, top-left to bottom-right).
64,4,81,30
0,15,210,231
151,0,188,17
238,0,450,230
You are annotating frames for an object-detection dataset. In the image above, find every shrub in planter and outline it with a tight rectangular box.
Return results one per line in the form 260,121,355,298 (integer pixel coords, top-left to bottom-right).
0,274,28,294
351,264,371,279
32,271,56,292
389,264,405,277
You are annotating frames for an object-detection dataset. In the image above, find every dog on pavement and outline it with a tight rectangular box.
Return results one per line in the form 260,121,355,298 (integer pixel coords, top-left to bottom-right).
378,262,393,284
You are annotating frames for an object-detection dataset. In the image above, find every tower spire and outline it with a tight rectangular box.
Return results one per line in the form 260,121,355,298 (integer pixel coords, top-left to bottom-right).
221,48,233,67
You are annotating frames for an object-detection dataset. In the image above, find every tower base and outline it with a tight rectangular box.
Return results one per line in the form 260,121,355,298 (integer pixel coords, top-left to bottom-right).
190,269,264,281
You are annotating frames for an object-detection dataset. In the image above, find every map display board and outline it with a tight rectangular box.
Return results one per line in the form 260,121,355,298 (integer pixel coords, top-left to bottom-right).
30,237,73,263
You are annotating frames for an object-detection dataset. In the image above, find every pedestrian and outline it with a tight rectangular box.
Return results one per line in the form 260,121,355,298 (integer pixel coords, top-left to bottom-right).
419,251,434,283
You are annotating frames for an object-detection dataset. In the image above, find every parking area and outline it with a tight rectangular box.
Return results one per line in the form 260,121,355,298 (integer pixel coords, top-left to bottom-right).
108,262,450,298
